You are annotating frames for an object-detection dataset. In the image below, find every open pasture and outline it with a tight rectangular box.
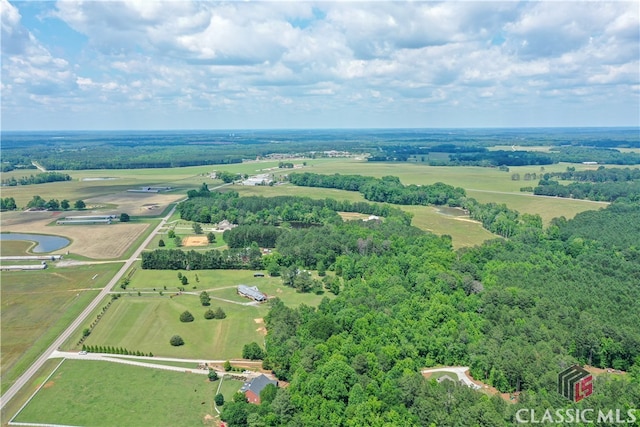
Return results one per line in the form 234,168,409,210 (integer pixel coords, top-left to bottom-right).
403,205,497,247
84,191,185,217
275,159,610,227
12,359,220,427
1,263,121,393
80,268,330,359
81,294,266,360
232,183,495,247
0,239,33,256
0,166,204,210
0,212,150,259
466,190,608,225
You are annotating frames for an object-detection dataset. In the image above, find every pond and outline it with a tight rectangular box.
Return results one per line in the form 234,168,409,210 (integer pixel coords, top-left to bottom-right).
0,233,70,253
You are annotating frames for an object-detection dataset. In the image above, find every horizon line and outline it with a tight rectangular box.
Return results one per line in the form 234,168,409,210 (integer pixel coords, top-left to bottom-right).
3,125,639,133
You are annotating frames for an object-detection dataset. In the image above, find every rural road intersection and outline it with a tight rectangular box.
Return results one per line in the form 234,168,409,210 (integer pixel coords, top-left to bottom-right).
0,205,178,410
1,183,233,410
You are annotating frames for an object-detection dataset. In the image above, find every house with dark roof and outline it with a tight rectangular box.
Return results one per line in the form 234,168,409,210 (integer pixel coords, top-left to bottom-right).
240,374,278,404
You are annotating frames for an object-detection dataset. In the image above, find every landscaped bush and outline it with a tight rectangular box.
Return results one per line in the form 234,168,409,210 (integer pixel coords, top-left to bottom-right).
179,310,194,322
170,335,184,346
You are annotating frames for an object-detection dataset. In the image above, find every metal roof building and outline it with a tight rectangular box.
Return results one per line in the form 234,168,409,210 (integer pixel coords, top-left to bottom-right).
237,285,267,302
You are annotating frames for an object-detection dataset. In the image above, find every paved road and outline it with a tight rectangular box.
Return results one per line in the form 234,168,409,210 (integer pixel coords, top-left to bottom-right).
0,205,178,410
48,351,263,377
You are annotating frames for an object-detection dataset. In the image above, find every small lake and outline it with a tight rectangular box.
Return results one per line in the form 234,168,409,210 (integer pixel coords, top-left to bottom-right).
0,233,70,253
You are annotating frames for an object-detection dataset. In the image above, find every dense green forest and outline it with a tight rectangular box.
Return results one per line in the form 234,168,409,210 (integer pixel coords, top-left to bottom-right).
143,184,640,424
217,200,640,426
178,185,412,226
137,181,640,425
533,179,640,201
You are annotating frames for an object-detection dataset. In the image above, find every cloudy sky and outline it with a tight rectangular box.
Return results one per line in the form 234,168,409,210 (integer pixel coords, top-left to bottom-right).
1,1,638,130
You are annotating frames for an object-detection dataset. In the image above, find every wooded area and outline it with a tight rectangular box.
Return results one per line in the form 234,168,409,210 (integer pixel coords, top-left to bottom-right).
219,199,640,426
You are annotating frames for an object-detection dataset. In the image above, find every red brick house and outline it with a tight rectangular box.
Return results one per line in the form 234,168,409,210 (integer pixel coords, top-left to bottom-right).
240,374,278,404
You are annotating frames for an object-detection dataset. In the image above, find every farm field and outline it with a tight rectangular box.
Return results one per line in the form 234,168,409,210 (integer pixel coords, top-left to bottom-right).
0,159,303,209
466,190,609,225
11,359,220,427
0,263,121,394
304,159,600,191
0,359,63,426
277,159,609,226
0,240,34,256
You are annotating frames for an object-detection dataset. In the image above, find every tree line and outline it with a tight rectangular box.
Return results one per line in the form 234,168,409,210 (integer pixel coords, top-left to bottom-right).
532,179,640,202
546,166,640,182
1,172,71,186
288,172,466,206
179,185,412,226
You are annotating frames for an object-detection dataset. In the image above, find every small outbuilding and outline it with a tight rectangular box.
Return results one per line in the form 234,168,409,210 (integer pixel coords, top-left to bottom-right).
238,285,267,302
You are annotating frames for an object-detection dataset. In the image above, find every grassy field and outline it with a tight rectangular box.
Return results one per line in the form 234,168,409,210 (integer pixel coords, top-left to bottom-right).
2,158,610,249
81,294,266,360
0,240,36,255
12,359,220,427
217,377,246,402
77,268,330,360
0,359,63,426
466,190,608,225
128,268,330,307
0,263,121,394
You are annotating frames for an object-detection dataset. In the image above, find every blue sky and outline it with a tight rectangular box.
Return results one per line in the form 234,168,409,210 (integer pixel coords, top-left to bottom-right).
1,1,639,130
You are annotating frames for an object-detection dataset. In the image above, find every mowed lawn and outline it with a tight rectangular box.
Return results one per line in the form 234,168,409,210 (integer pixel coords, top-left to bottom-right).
0,263,121,393
13,360,220,427
83,295,265,360
82,268,331,359
129,268,332,308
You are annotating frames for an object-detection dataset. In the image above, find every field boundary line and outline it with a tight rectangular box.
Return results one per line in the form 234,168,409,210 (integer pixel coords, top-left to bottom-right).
214,374,225,414
10,422,80,427
8,359,67,426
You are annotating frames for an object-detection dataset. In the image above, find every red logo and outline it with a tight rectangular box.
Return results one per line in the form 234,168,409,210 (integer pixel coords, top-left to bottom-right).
559,365,593,402
574,374,593,402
